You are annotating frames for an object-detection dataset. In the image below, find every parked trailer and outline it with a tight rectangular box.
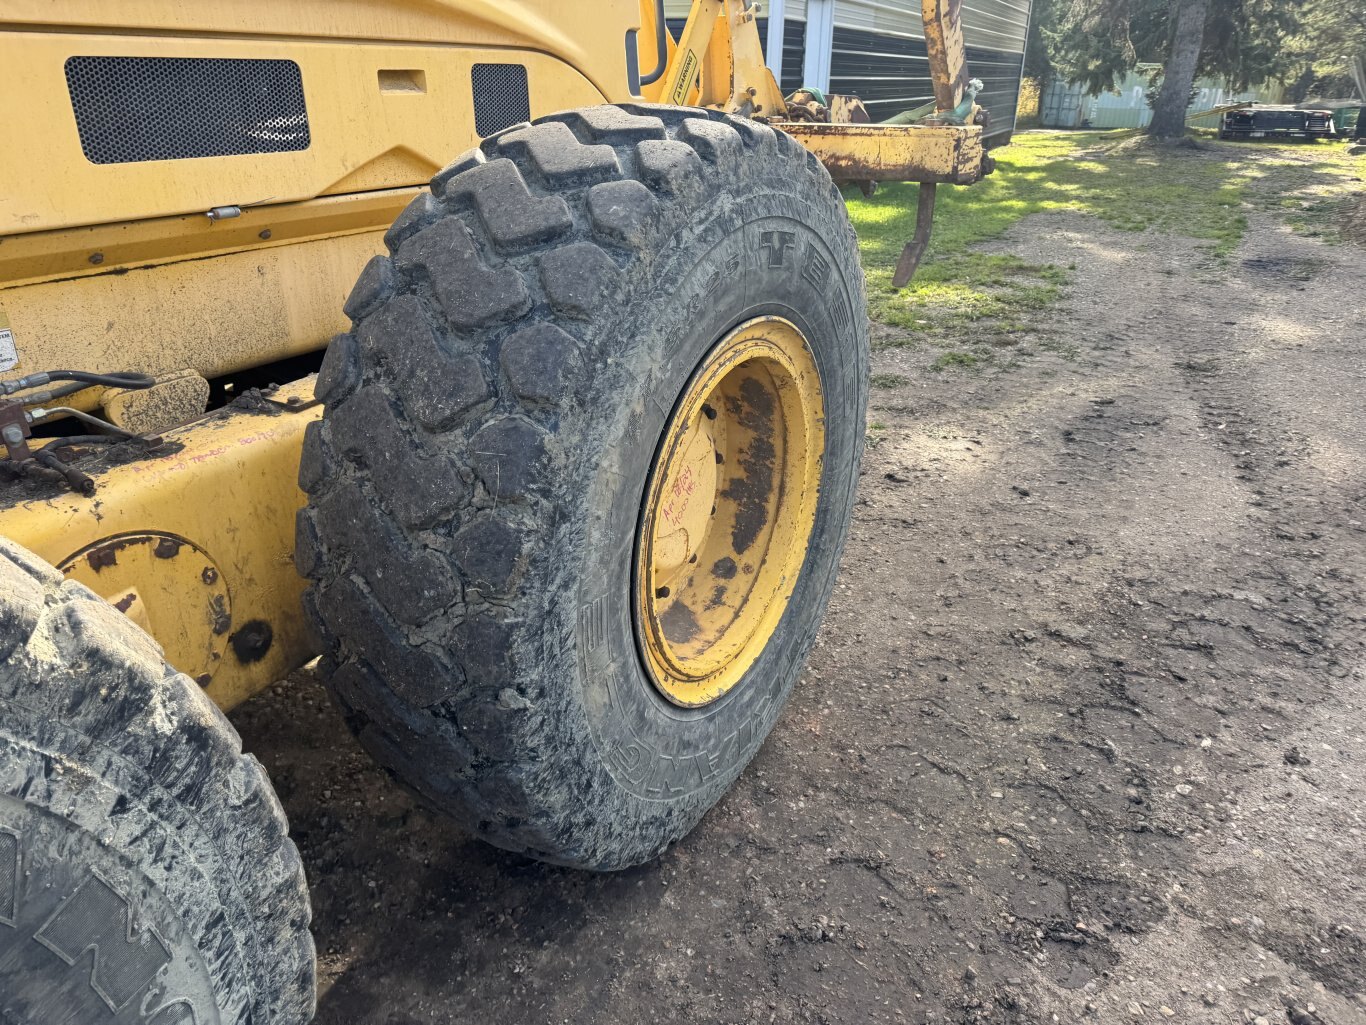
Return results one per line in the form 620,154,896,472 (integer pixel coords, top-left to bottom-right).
1220,104,1337,141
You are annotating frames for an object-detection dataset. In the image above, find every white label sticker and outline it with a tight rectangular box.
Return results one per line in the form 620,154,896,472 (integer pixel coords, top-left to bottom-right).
0,328,15,374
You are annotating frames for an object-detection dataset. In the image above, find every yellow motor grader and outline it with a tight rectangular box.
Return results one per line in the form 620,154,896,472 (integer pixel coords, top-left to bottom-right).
0,0,1004,1019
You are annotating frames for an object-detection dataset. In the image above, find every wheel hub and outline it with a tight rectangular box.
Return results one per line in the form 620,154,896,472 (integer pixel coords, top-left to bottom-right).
635,316,825,708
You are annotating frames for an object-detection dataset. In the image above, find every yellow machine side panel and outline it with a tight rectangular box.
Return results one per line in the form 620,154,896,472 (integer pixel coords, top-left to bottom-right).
1,37,611,235
1,0,640,98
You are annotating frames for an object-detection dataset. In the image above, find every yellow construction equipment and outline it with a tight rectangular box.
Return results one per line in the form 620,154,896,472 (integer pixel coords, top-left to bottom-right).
0,0,1012,1018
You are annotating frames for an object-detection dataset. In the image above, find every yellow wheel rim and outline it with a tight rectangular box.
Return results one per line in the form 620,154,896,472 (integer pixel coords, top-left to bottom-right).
635,316,825,708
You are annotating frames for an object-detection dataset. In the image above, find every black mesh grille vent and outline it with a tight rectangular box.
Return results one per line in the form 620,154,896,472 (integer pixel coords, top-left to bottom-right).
472,64,530,137
65,56,310,164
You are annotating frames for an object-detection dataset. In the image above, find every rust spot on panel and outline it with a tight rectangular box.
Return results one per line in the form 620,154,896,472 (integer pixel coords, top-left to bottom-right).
210,594,232,636
84,537,136,572
720,376,776,556
229,619,274,665
86,547,116,572
153,536,183,559
659,600,701,647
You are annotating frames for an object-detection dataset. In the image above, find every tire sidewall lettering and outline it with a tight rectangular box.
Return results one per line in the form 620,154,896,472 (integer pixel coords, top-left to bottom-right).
0,728,222,1024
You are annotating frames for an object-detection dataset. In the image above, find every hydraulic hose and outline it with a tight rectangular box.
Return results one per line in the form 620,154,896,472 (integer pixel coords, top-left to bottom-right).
0,370,155,397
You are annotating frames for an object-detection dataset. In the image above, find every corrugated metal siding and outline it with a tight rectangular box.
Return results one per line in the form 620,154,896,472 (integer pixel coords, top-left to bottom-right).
828,27,932,113
966,44,1025,134
1041,80,1084,129
664,0,808,17
658,0,1029,136
958,0,1031,55
832,0,1027,54
765,16,810,94
827,0,1029,135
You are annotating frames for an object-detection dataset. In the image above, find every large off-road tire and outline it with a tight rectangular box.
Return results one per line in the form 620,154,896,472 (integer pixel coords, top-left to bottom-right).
0,539,315,1024
298,104,868,870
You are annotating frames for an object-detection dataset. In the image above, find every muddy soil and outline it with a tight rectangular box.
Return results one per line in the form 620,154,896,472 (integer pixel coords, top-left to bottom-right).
235,187,1366,1024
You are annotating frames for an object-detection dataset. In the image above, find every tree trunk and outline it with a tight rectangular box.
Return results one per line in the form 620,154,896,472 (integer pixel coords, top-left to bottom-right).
1148,0,1210,139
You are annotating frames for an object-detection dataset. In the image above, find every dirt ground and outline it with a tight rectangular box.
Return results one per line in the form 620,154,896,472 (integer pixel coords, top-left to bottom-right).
234,157,1366,1024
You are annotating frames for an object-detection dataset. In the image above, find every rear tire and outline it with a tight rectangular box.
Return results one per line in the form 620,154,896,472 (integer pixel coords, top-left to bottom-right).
298,104,868,870
0,538,315,1025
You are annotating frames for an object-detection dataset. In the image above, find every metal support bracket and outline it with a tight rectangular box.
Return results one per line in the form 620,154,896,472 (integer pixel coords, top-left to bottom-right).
0,400,32,461
892,183,937,289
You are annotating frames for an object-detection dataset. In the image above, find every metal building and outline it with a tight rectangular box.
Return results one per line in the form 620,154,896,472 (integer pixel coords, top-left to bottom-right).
1040,68,1286,130
664,0,1031,139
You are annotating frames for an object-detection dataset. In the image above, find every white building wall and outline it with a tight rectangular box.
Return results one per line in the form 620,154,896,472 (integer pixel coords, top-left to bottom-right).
663,0,808,17
830,0,1029,53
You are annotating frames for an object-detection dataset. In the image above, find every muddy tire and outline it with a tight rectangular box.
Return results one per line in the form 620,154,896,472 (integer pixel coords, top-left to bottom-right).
298,104,867,870
0,539,315,1024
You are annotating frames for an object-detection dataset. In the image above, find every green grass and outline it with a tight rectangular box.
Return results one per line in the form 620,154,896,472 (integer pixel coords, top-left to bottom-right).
870,372,910,388
930,351,981,372
1229,141,1366,243
847,130,1360,371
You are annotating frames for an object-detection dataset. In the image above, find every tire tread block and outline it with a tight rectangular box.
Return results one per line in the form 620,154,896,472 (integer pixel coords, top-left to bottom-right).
538,242,622,320
441,158,573,254
361,296,491,431
494,121,622,188
396,219,531,330
327,386,469,529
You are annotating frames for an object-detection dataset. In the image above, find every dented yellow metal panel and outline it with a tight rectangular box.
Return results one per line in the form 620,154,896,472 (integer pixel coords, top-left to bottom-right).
0,379,321,711
778,122,987,185
0,224,395,413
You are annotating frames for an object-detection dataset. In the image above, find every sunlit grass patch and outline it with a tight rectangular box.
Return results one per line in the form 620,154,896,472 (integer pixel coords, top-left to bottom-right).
1234,143,1366,242
846,130,1360,372
930,351,982,371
